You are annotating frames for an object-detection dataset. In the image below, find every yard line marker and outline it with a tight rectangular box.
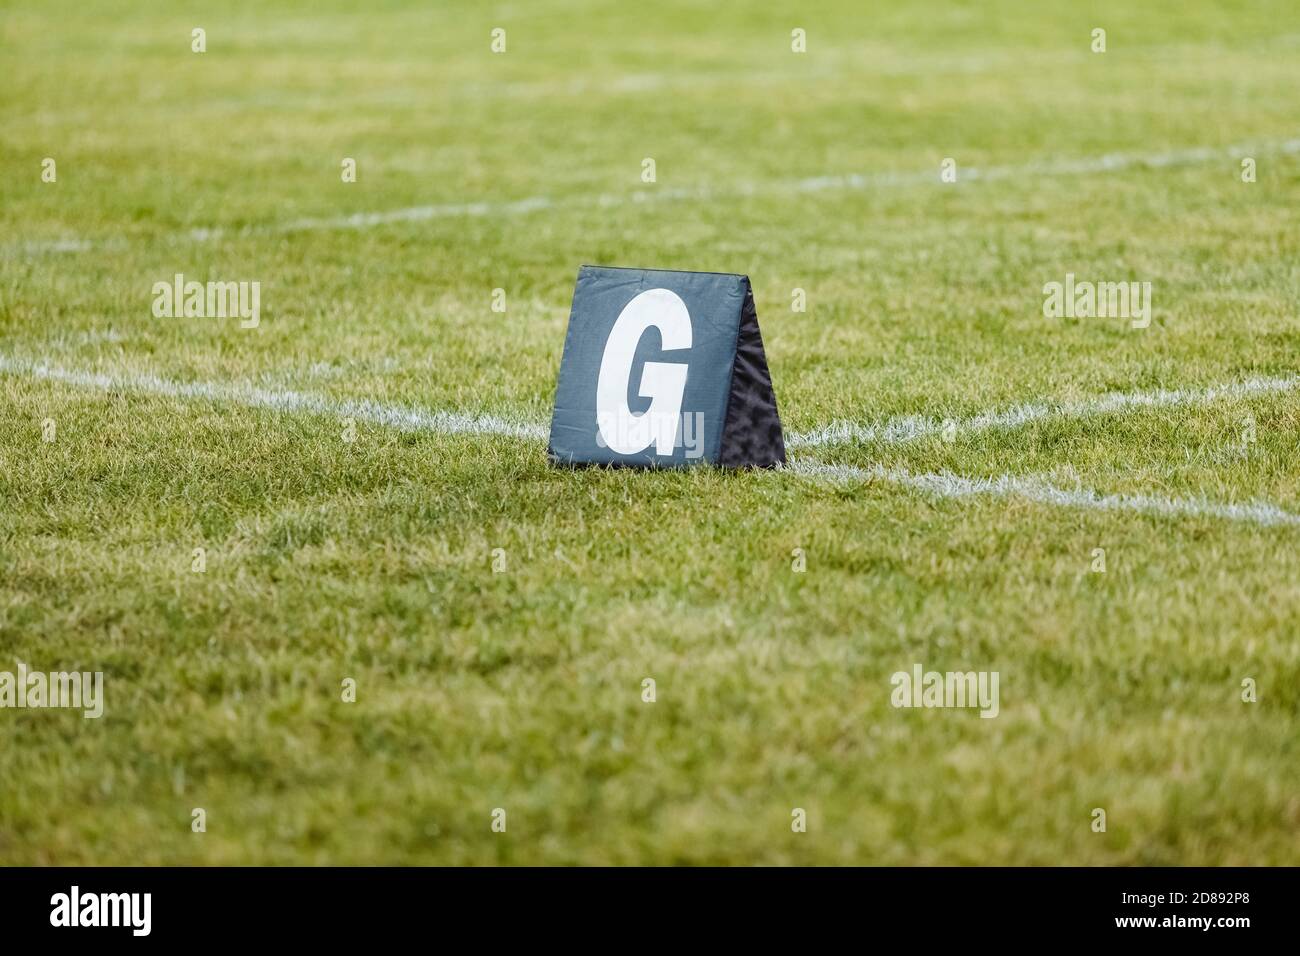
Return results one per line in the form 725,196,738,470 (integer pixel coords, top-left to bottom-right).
787,460,1300,528
0,355,548,441
788,373,1300,448
6,355,1298,528
12,137,1299,255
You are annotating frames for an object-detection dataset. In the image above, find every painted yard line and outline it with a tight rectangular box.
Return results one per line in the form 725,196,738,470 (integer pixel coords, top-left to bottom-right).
5,355,1297,529
9,354,1297,454
788,373,1300,448
0,355,548,441
12,137,1298,256
17,36,1300,122
787,460,1300,529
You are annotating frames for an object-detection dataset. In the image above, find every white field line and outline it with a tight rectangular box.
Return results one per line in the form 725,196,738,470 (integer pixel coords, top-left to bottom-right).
21,35,1300,122
788,373,1300,448
4,355,1298,528
786,460,1300,529
12,137,1299,255
0,355,548,441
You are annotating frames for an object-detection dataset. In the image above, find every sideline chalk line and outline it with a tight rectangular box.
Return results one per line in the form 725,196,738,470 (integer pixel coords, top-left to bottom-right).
12,137,1298,256
4,353,1296,528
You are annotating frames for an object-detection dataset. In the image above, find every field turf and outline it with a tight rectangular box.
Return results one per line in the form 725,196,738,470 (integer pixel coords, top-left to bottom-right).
1,0,1298,864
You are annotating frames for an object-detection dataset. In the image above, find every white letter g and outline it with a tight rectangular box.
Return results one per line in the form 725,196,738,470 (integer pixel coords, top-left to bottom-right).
596,288,691,455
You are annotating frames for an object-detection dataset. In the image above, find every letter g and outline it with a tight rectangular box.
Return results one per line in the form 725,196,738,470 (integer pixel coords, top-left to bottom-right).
596,288,691,455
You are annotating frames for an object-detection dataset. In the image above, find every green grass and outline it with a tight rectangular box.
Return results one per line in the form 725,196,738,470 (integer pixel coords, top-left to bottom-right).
1,0,1298,865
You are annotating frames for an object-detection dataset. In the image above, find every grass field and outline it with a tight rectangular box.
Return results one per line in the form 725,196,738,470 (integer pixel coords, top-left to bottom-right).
2,0,1299,865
